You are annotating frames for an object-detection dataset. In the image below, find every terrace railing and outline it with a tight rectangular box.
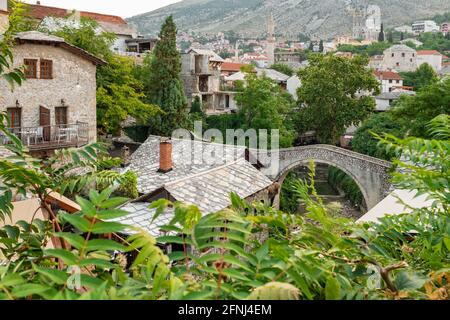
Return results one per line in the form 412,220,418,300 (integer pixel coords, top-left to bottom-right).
0,122,89,151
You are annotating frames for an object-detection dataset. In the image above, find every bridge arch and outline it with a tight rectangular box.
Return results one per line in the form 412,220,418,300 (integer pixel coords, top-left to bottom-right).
277,159,371,209
257,145,392,209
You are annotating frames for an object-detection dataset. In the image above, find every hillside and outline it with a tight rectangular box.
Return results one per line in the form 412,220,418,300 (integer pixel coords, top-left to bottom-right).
127,0,450,39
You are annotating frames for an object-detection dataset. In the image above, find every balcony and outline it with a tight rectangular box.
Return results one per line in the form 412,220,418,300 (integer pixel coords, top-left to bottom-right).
1,122,89,151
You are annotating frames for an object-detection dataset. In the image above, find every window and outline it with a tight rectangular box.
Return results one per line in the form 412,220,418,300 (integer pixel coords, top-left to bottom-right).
7,108,21,128
391,53,395,57
396,62,400,66
397,80,400,84
24,59,37,79
402,53,405,57
55,106,67,126
389,79,393,83
410,58,413,62
40,59,53,79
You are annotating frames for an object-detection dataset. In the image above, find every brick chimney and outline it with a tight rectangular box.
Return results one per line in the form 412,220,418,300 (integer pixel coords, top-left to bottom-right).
158,138,173,173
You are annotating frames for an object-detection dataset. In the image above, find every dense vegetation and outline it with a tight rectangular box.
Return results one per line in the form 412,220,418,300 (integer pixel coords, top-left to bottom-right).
1,112,448,300
0,4,449,301
295,54,380,144
353,78,450,158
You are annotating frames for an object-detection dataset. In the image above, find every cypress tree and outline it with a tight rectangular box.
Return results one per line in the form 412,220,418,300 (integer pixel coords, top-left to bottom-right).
319,40,324,53
388,31,394,43
378,23,385,42
146,16,188,136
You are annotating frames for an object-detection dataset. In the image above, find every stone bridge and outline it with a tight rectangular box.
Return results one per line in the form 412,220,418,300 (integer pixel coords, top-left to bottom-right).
255,145,392,209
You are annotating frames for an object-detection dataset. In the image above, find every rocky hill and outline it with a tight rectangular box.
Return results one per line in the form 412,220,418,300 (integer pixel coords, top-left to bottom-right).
127,0,450,39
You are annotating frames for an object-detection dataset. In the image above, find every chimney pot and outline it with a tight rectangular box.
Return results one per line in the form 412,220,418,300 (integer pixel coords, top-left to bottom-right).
158,138,173,173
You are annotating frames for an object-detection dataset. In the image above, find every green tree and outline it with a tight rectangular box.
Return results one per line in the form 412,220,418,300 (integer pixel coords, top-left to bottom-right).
378,23,385,42
387,31,394,43
400,63,439,91
319,40,324,53
235,74,295,147
295,54,380,144
270,63,294,76
144,16,189,136
352,113,405,160
389,78,450,137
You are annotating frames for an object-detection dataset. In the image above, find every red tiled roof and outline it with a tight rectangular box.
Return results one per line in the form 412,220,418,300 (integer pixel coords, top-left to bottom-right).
417,50,448,59
26,4,127,25
221,62,247,72
374,70,403,81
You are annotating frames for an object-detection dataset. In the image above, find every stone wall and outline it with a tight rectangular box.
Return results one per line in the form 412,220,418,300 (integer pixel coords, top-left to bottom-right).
257,145,392,210
0,43,97,143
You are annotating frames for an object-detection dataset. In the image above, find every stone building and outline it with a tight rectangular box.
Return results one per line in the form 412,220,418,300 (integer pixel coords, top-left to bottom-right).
113,136,277,237
381,45,417,72
181,48,233,114
0,31,104,157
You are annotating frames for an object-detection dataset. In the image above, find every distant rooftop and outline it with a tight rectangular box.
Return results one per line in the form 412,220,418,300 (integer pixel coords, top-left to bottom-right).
25,3,127,25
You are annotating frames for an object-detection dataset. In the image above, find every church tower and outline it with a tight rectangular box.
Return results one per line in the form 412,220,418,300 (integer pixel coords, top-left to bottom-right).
266,11,276,66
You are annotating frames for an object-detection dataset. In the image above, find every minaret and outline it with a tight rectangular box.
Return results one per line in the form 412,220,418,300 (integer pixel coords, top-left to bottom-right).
266,11,276,66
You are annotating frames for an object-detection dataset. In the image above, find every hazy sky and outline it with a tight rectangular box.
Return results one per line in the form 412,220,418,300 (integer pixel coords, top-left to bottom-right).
22,0,181,18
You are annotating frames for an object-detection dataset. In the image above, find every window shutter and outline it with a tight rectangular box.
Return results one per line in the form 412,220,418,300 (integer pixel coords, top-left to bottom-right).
40,59,53,79
24,59,37,79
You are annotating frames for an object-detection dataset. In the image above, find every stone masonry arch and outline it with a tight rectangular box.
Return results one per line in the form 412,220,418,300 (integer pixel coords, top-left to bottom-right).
256,145,392,210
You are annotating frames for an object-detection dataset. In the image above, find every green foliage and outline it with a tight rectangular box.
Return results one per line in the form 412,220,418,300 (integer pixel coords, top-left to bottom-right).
96,55,160,134
400,63,439,91
295,54,380,144
0,116,449,300
378,24,385,42
337,42,392,56
270,63,294,76
190,96,203,114
235,74,295,147
0,1,26,90
352,113,405,160
418,32,450,55
142,16,189,136
327,167,364,207
389,78,450,138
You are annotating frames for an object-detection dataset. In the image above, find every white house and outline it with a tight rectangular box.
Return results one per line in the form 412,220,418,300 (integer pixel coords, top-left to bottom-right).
411,20,440,35
416,50,447,72
374,70,403,93
287,75,301,100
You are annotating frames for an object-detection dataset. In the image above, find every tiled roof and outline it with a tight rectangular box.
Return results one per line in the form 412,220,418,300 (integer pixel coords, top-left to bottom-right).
189,48,224,63
126,136,247,195
221,62,246,72
226,68,289,82
14,31,106,66
374,70,403,80
113,203,175,237
164,159,273,214
417,50,443,56
26,3,127,25
439,65,450,75
114,159,273,235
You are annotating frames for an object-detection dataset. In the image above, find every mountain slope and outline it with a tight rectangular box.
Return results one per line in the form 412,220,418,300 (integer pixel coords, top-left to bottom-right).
127,0,450,38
